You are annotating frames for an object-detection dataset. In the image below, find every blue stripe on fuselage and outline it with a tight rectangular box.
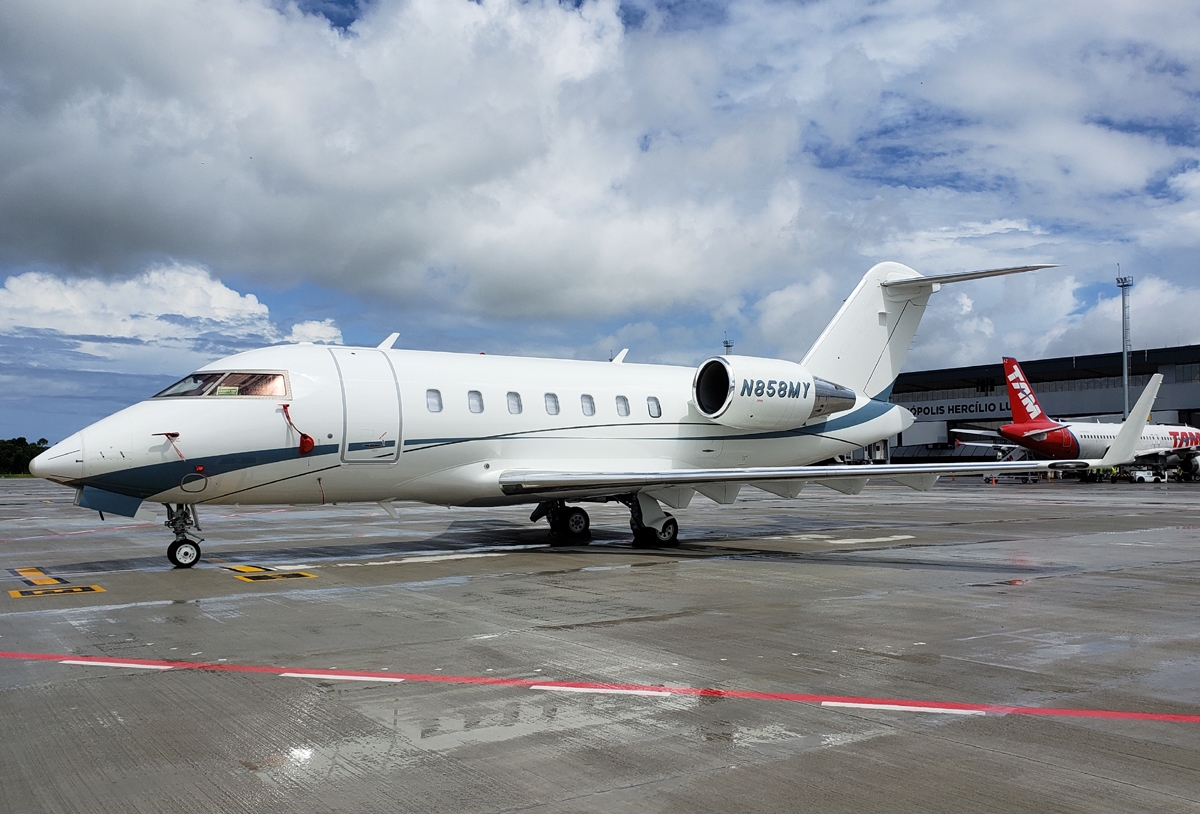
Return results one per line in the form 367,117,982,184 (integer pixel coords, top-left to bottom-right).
75,444,340,500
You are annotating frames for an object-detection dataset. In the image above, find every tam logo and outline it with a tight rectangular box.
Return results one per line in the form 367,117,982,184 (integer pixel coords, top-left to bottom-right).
1169,430,1200,449
1006,367,1042,419
740,379,811,399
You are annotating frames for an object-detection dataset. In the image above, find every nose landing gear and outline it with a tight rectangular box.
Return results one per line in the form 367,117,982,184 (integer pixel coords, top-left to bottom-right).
165,504,204,568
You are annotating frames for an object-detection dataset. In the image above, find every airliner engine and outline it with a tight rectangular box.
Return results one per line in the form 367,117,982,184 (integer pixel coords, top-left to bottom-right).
691,355,857,431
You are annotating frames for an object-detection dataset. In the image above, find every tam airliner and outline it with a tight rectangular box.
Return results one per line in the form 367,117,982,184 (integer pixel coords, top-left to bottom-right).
957,357,1199,470
29,263,1158,567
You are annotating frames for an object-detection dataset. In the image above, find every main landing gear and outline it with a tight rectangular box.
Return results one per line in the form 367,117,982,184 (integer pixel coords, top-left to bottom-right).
531,500,591,545
165,504,204,568
531,495,681,548
622,494,680,549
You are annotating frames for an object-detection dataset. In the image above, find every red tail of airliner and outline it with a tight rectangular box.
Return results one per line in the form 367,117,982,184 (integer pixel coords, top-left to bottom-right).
1003,357,1058,428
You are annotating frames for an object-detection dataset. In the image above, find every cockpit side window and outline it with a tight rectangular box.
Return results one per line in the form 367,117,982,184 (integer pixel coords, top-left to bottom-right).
153,372,226,398
213,372,288,397
152,371,289,398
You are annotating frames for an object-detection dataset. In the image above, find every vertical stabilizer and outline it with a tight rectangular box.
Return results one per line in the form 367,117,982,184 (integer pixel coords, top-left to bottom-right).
800,262,931,399
1002,358,1056,426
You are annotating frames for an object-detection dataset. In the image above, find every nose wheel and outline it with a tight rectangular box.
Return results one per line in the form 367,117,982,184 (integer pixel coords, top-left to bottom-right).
165,504,204,568
167,539,201,568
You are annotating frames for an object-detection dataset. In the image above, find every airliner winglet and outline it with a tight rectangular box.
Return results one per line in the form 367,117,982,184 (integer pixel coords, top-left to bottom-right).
1098,374,1162,467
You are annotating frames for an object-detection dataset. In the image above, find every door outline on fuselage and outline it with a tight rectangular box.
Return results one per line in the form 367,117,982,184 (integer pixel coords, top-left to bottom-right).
328,348,403,464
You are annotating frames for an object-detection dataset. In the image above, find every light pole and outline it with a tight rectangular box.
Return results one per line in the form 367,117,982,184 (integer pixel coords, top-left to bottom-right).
1116,271,1133,418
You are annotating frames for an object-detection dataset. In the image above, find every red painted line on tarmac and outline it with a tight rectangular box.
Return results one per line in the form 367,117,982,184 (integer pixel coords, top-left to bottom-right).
3,650,1198,724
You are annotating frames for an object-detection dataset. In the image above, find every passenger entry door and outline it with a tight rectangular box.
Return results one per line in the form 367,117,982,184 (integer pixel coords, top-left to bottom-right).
329,348,402,464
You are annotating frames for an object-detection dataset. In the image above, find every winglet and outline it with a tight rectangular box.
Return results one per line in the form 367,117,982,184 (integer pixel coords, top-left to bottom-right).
1099,374,1162,466
611,349,629,363
377,332,400,350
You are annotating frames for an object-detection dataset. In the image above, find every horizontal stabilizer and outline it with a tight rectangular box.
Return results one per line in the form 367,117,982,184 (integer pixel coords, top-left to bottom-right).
879,265,1058,293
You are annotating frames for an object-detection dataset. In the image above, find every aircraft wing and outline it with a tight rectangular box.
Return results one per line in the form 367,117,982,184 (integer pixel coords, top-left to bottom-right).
499,374,1162,501
499,458,1084,500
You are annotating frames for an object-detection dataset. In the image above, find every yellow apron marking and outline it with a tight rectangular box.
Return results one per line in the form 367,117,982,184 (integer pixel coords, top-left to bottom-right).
235,572,316,582
225,565,272,573
9,567,70,587
9,585,105,598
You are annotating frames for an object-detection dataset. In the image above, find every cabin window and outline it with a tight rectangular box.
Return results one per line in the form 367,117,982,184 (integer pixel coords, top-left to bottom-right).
647,396,662,418
468,390,484,413
581,394,596,416
154,372,226,398
426,389,443,412
616,395,630,416
507,391,523,414
545,393,560,415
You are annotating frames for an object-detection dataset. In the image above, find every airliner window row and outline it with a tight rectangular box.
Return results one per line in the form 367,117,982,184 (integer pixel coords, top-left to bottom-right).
425,389,662,418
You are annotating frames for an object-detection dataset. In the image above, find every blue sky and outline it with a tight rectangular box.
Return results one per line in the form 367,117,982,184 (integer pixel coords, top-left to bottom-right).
3,0,1200,441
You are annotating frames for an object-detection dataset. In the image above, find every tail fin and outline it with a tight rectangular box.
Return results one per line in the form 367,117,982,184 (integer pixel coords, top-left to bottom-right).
801,262,1059,400
801,262,931,399
1002,358,1056,426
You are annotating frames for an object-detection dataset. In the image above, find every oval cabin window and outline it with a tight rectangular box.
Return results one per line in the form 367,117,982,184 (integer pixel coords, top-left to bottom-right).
647,396,662,418
544,393,560,415
507,391,523,414
616,395,630,416
426,389,443,412
468,390,484,413
581,394,596,416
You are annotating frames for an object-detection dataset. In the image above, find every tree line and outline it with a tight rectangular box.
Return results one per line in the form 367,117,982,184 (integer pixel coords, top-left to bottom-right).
0,438,49,475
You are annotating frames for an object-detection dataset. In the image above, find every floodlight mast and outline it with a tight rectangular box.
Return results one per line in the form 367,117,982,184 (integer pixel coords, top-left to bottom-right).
1116,270,1133,419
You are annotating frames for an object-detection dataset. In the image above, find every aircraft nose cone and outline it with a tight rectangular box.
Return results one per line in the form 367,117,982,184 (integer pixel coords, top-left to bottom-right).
29,433,84,482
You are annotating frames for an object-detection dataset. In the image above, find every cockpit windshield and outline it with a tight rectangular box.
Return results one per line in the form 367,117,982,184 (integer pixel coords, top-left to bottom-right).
154,372,226,398
153,371,289,399
212,372,288,397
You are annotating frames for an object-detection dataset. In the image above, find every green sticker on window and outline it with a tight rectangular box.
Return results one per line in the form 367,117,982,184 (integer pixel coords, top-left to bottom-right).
216,386,239,396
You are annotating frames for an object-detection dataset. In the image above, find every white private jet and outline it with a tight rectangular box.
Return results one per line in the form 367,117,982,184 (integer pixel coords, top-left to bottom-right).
30,262,1159,567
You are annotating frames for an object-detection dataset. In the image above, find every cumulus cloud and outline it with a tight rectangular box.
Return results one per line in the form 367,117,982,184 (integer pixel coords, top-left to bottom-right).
287,318,343,344
0,264,340,374
1,0,1200,390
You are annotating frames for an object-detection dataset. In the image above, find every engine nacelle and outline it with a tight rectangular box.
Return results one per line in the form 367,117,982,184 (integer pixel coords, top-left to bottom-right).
692,355,857,431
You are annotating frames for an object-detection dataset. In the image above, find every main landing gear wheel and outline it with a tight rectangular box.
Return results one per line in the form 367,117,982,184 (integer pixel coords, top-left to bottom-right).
548,506,591,546
631,514,679,549
533,500,592,546
167,539,201,568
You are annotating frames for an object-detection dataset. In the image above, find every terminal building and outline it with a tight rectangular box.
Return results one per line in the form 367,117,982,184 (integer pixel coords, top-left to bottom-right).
885,344,1200,463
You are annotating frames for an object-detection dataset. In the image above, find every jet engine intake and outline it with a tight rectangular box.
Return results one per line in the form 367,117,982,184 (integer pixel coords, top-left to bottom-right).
692,355,857,431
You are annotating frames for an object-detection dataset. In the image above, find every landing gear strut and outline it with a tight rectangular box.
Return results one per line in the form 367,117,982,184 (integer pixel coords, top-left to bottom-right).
531,500,591,545
623,494,680,548
165,504,203,568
